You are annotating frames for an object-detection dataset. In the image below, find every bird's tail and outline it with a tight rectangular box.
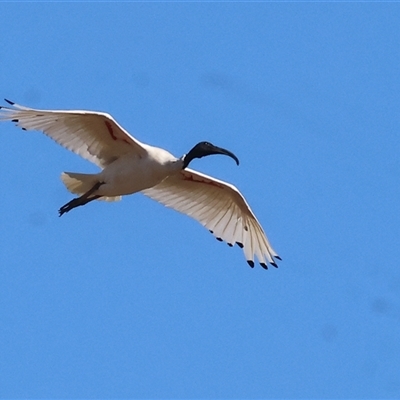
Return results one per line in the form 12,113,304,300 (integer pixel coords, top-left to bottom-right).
61,172,121,202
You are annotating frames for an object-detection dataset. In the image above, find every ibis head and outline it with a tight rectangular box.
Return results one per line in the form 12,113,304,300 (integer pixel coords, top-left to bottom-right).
182,141,239,169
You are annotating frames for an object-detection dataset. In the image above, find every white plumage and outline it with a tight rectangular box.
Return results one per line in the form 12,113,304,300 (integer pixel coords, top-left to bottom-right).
0,100,280,269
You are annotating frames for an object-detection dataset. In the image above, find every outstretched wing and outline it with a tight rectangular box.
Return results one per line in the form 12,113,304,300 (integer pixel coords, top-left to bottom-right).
142,168,280,269
0,100,147,167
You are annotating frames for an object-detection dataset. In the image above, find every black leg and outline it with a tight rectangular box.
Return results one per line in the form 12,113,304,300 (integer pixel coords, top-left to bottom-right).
59,181,104,216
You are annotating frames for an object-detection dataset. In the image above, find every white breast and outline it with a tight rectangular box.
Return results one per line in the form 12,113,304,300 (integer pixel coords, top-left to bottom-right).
97,147,182,197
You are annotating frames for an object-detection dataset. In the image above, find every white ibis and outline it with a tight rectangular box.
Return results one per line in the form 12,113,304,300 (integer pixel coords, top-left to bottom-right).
0,99,281,269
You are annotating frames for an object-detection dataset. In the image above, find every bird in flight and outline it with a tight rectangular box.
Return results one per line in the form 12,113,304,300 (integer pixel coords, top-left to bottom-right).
0,99,280,269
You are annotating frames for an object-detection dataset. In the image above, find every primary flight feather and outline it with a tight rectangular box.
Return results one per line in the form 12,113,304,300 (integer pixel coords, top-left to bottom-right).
0,99,280,269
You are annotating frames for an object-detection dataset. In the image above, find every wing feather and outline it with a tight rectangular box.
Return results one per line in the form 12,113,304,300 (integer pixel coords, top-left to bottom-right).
0,101,147,167
141,168,280,268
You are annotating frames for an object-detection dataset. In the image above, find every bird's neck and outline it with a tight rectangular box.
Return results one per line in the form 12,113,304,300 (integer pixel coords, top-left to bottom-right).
166,157,185,172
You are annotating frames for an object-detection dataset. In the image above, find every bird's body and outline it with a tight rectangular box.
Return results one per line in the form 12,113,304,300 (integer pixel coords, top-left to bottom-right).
94,147,181,197
0,99,281,269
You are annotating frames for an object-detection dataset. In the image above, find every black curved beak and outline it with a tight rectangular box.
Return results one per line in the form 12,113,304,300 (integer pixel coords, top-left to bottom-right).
208,145,240,166
183,141,240,169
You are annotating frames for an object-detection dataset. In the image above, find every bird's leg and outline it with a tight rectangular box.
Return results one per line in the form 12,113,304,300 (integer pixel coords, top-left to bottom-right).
59,181,104,217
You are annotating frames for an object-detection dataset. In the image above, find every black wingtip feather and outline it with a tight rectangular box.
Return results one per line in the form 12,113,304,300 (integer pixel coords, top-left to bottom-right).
247,260,255,268
236,242,244,248
216,237,223,242
271,262,279,268
260,263,268,270
227,243,233,247
11,119,18,123
4,99,14,105
275,255,282,261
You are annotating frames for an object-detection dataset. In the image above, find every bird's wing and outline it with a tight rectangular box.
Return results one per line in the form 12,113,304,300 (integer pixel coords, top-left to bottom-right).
0,100,147,167
141,168,280,269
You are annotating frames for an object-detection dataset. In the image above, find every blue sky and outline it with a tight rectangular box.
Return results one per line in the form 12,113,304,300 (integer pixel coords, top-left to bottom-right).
0,3,399,398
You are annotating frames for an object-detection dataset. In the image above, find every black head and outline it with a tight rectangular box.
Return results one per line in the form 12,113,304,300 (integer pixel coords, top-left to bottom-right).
182,141,239,169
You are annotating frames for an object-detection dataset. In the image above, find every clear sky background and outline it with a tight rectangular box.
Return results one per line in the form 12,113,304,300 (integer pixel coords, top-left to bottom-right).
0,3,399,399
